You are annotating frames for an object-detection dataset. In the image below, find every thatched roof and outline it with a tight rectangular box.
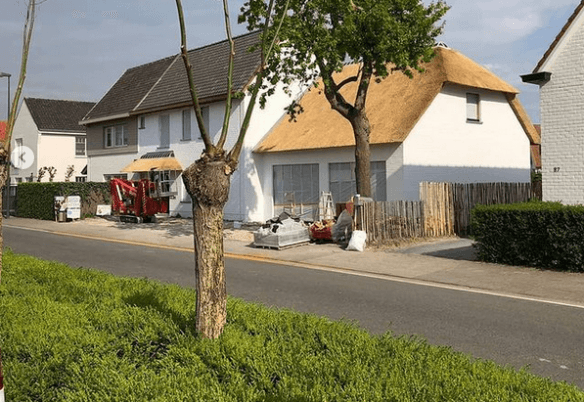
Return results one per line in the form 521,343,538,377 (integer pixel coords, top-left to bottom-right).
256,46,538,153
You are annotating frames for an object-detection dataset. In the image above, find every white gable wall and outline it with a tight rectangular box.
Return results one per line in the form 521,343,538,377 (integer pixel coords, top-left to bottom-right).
538,11,584,204
402,84,531,200
36,132,86,182
10,101,40,183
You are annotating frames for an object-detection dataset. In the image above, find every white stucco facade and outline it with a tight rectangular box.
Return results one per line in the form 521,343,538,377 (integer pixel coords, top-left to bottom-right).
88,80,304,221
10,101,87,183
255,83,532,219
534,7,584,204
401,84,531,200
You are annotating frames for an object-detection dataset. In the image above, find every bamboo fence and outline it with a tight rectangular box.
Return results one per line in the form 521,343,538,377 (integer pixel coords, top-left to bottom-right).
355,182,536,244
357,200,425,243
420,182,536,235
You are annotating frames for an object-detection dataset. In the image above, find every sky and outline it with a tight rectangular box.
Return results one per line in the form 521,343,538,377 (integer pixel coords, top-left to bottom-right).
0,0,581,125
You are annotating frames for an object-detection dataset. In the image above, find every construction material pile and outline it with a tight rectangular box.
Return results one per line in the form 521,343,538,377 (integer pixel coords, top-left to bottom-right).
253,212,310,249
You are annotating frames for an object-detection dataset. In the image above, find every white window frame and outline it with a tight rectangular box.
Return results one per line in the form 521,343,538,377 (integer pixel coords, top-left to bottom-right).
104,173,128,181
329,161,387,203
139,115,146,129
75,176,87,183
104,124,128,148
182,109,191,141
75,136,86,156
159,114,170,149
466,93,481,122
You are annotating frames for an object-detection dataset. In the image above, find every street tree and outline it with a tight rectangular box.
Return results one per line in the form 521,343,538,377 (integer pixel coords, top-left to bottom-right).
174,0,289,339
0,0,40,282
240,0,449,197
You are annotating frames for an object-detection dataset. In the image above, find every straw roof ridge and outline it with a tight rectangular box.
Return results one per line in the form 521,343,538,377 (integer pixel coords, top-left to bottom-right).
255,46,529,154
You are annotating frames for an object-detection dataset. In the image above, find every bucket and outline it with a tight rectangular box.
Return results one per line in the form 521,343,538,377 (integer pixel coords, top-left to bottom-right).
57,211,67,222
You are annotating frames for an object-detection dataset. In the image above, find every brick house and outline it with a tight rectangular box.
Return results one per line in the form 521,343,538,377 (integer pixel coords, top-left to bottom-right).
522,1,584,203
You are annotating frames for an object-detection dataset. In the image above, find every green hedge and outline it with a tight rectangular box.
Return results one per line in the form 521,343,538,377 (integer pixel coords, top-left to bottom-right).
471,201,584,272
17,182,111,220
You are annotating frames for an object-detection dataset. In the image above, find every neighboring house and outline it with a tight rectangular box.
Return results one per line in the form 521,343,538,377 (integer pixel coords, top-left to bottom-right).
81,31,302,221
11,98,95,183
522,1,584,204
255,44,539,218
0,121,5,142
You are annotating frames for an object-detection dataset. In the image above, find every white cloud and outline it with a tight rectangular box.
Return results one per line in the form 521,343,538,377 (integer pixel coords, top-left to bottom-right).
437,0,577,45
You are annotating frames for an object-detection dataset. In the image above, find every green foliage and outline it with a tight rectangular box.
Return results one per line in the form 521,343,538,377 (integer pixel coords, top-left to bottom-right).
471,201,584,271
17,182,110,220
240,0,450,114
1,250,583,400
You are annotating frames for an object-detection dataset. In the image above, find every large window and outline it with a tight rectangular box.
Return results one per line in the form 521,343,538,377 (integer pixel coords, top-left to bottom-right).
182,109,191,141
75,136,86,156
104,124,128,148
159,114,170,148
104,173,128,181
273,164,319,218
329,161,386,203
466,93,480,122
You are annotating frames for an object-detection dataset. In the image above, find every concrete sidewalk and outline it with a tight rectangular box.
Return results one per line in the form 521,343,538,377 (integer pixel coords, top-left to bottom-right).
5,216,584,309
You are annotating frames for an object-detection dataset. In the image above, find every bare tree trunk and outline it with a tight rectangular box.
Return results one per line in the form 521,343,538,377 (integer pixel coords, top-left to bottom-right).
350,112,372,198
0,165,6,283
182,157,231,339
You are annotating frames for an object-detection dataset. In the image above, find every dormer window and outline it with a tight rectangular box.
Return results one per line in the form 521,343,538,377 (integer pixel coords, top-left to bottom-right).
466,93,481,122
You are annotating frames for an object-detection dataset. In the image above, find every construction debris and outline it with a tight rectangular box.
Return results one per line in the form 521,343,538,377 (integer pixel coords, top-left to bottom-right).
253,213,310,249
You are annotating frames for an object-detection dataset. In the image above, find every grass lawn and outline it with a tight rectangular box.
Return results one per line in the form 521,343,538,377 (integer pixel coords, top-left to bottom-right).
0,250,583,401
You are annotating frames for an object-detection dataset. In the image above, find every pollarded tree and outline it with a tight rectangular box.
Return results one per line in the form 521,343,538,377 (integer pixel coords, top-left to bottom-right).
241,0,449,197
174,0,289,339
0,0,40,282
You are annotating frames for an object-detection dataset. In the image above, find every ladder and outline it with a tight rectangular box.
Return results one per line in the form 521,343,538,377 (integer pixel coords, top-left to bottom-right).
318,191,335,221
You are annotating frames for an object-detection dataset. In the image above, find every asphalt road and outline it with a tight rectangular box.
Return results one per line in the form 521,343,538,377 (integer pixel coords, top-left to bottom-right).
4,226,584,389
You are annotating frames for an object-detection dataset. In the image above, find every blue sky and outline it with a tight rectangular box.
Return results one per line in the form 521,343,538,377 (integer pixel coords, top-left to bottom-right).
0,0,580,124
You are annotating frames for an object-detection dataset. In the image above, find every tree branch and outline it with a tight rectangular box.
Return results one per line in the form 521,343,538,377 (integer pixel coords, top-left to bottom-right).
175,0,215,155
4,0,37,158
354,60,373,111
318,60,353,119
335,75,359,91
227,0,290,166
215,0,236,151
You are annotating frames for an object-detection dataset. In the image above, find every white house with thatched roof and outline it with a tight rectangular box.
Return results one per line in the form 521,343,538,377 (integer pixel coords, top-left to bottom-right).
522,1,584,204
254,45,539,220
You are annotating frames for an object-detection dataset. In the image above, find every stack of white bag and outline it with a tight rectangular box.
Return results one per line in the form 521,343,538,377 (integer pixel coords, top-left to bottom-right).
346,230,367,252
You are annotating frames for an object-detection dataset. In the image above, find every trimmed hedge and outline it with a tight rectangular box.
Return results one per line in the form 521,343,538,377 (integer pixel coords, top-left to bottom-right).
471,201,584,272
17,182,111,220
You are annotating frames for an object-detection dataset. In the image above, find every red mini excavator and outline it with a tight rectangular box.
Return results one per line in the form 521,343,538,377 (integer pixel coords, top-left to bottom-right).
110,178,168,220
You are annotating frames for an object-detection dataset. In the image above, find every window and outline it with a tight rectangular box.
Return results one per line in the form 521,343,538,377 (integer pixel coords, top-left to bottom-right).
104,124,128,148
149,170,176,196
25,175,33,183
75,176,87,183
273,164,319,217
139,115,146,129
182,109,191,141
14,177,22,183
75,136,86,156
329,161,386,203
159,114,170,148
104,173,128,181
466,93,480,122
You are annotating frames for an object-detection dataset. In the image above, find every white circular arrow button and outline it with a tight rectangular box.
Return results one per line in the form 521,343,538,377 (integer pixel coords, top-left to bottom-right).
11,145,35,170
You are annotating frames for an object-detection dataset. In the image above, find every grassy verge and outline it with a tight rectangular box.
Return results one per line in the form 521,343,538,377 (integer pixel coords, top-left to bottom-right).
0,250,582,401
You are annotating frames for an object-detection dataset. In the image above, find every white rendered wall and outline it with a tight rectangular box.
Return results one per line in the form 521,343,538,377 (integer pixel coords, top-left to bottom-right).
10,102,40,182
538,14,584,204
256,144,400,221
402,84,531,200
37,134,86,182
